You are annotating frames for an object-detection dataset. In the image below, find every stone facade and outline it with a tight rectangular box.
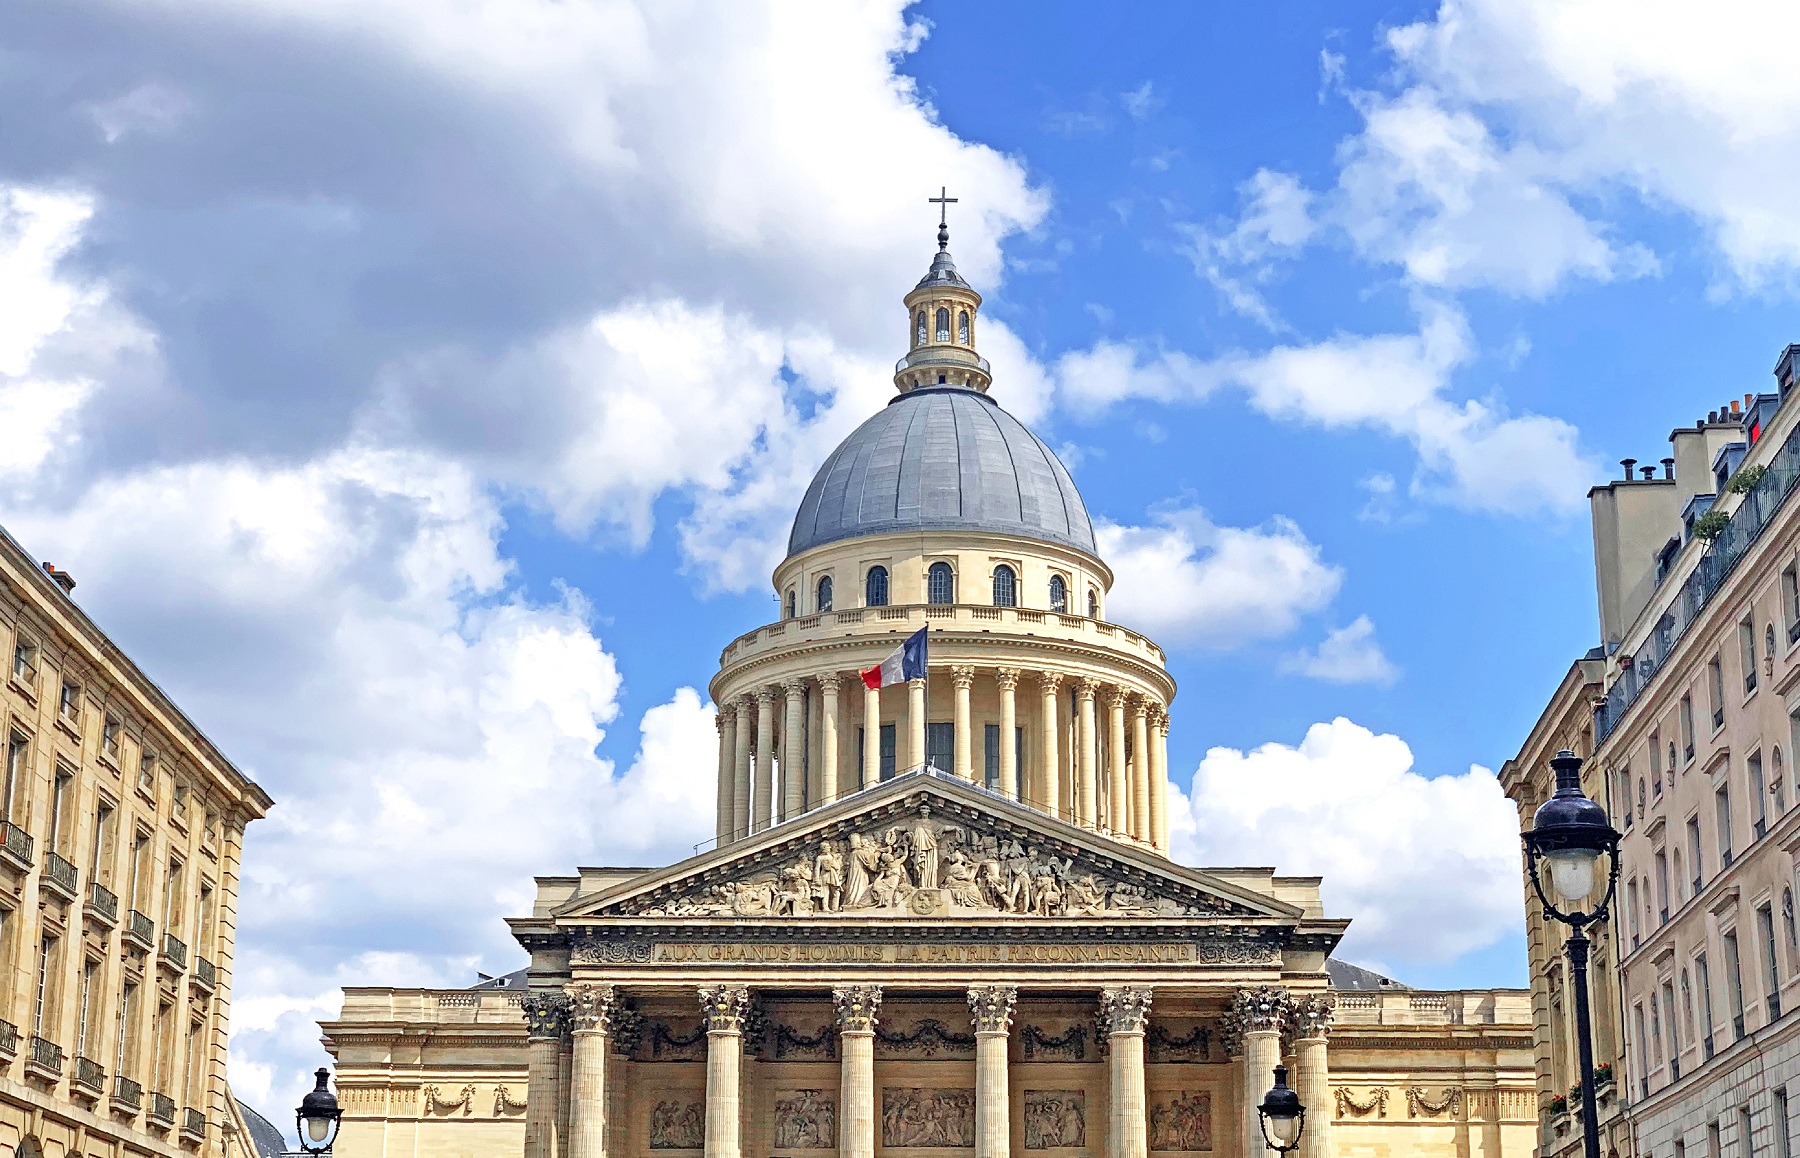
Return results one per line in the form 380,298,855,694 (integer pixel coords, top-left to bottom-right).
0,525,272,1158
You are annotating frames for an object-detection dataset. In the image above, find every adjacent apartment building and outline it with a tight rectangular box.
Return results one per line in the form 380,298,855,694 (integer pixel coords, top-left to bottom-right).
0,525,272,1158
1508,345,1800,1158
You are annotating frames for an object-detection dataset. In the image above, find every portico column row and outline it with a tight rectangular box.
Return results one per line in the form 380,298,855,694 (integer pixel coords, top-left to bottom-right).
698,985,750,1158
835,985,882,1158
1101,987,1153,1158
1233,987,1289,1158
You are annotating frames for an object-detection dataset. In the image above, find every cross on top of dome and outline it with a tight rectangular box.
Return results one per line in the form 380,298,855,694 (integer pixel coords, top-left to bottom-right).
929,186,957,249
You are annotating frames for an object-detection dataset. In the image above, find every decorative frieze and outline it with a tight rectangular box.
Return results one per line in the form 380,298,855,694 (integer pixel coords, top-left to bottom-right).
1099,986,1153,1035
773,1023,838,1060
833,984,883,1033
968,985,1017,1034
697,984,750,1032
1018,1024,1086,1061
1146,1022,1211,1063
648,1021,707,1061
423,1085,474,1116
875,1018,976,1058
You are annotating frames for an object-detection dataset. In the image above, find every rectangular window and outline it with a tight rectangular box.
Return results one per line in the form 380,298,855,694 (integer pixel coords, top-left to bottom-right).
1753,752,1770,839
163,858,184,934
984,724,999,789
1778,1089,1792,1158
1720,786,1736,868
89,801,114,885
924,723,953,776
102,716,120,762
153,1000,171,1090
1630,879,1643,948
1711,1121,1724,1158
1727,929,1748,1039
59,678,79,724
3,732,25,824
1657,850,1672,923
1683,695,1697,760
1653,731,1665,797
186,1019,204,1103
1635,1003,1650,1098
138,752,155,793
1699,953,1718,1059
1665,980,1682,1080
1788,564,1800,642
115,980,137,1075
1690,818,1706,891
1710,656,1727,728
130,831,150,912
1744,1107,1757,1158
34,934,56,1036
879,724,895,782
77,958,96,1057
1745,616,1761,693
1651,989,1666,1079
1678,1139,1688,1158
48,767,70,855
11,636,37,683
1763,903,1784,1022
1622,770,1636,829
197,883,215,958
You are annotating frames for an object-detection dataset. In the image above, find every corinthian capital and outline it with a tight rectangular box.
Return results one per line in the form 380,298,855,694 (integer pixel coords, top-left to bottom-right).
994,666,1021,691
564,983,617,1034
783,679,806,702
1036,670,1064,695
1099,986,1153,1035
521,991,570,1040
950,665,977,690
968,985,1017,1034
1216,1009,1243,1059
1075,676,1100,701
833,985,883,1033
1232,985,1290,1034
1102,685,1127,711
816,672,842,695
698,984,750,1032
1291,994,1335,1040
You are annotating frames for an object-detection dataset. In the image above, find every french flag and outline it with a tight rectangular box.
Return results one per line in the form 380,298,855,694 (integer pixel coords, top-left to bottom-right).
861,626,928,689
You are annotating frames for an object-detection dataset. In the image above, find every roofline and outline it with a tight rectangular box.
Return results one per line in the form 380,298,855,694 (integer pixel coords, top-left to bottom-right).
0,522,273,815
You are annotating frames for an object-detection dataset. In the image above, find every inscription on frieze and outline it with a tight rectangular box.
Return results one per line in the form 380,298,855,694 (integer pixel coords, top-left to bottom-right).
881,1088,975,1148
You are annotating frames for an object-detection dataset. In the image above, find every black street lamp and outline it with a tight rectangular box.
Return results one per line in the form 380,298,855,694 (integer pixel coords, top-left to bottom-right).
295,1068,342,1156
1257,1064,1305,1153
1522,749,1622,1158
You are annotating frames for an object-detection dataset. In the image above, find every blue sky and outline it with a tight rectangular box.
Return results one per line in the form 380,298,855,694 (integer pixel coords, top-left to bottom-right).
7,0,1800,1120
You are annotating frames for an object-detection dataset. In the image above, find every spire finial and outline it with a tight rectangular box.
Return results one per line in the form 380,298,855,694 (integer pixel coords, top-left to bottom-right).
928,186,957,250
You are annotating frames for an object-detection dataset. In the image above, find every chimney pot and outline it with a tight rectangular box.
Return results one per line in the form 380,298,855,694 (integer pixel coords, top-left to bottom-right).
39,562,75,594
1621,458,1638,480
1641,466,1656,480
1662,457,1675,479
1732,399,1742,416
1747,393,1755,409
1709,410,1720,423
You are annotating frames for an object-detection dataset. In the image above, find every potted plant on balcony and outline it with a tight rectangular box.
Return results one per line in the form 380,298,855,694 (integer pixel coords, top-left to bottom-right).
1548,1094,1569,1118
1594,1062,1614,1090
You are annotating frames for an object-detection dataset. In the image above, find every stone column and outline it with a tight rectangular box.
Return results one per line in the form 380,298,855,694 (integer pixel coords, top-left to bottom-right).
698,985,749,1158
1105,687,1128,837
1149,707,1169,853
1036,672,1062,817
1130,697,1151,844
557,1019,575,1158
522,992,569,1158
732,697,753,841
1100,988,1152,1158
863,681,881,788
783,680,806,821
715,710,736,844
907,676,927,772
968,985,1017,1158
996,668,1020,801
808,683,824,809
1076,678,1099,828
754,690,777,832
1290,996,1333,1158
567,984,617,1158
1234,988,1289,1158
834,986,882,1158
1217,1011,1244,1158
608,1004,644,1158
819,674,841,808
952,666,976,781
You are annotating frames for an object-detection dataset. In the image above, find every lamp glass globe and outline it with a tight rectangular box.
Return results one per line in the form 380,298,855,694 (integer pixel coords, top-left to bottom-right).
1545,847,1600,905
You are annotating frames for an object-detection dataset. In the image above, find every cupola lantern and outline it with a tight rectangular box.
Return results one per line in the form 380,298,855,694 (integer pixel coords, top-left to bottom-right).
895,188,991,394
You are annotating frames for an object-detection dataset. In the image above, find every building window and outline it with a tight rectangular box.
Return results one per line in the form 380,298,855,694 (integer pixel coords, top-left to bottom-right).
129,831,150,912
785,589,796,619
1634,1003,1650,1098
1653,731,1664,797
49,767,71,856
928,562,955,605
1778,1089,1792,1158
164,858,185,936
1698,952,1717,1059
1709,656,1726,729
1788,888,1799,962
1619,770,1634,828
865,566,889,608
1744,616,1761,694
816,576,833,613
958,311,970,344
1663,979,1682,1079
915,311,926,347
1640,776,1648,818
1629,879,1642,948
77,958,96,1058
878,724,895,780
1761,902,1784,1022
1682,694,1696,760
102,716,121,762
1675,848,1686,901
3,732,25,825
1049,575,1067,613
1651,989,1667,1077
1690,817,1705,892
59,678,80,724
1656,850,1671,923
10,636,37,684
89,801,114,887
925,722,953,774
1726,929,1747,1039
1088,588,1100,619
934,308,950,343
1683,968,1697,1041
1778,748,1790,813
1719,785,1735,867
116,980,137,1076
1710,1121,1723,1158
1744,1108,1758,1158
992,564,1016,607
34,934,57,1036
1753,751,1769,839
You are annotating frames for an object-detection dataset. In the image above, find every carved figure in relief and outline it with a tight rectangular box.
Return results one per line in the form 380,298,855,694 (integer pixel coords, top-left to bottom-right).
1149,1092,1212,1152
908,819,940,888
844,832,879,908
775,859,814,915
814,841,844,912
1068,874,1107,915
1023,1091,1086,1149
881,1088,975,1147
774,1090,837,1149
649,1100,706,1149
1031,855,1064,915
941,849,985,907
872,839,907,907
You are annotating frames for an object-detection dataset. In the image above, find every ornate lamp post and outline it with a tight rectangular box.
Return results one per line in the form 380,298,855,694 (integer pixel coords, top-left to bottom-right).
295,1067,343,1156
1522,749,1622,1158
1256,1064,1305,1154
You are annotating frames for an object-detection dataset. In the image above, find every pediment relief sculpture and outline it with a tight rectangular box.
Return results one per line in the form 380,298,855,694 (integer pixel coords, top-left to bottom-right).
612,807,1238,920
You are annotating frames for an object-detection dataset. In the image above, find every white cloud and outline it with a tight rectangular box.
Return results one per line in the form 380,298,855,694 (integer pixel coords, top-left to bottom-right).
1170,718,1522,966
1282,616,1399,685
1096,508,1342,650
1178,170,1317,330
1121,81,1162,122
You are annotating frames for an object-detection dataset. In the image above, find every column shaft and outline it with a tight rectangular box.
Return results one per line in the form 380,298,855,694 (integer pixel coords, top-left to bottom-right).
1101,988,1151,1158
1106,688,1128,836
907,677,927,772
863,682,881,788
1295,1035,1330,1158
969,987,1017,1158
783,680,806,821
699,986,748,1158
808,685,824,809
1076,679,1099,828
567,986,616,1158
835,986,882,1158
1243,1030,1282,1156
732,699,752,842
715,710,735,844
1037,673,1062,817
952,667,975,781
1152,712,1170,852
819,675,841,808
522,995,568,1158
996,669,1019,801
1131,699,1151,843
556,1031,573,1158
754,691,776,832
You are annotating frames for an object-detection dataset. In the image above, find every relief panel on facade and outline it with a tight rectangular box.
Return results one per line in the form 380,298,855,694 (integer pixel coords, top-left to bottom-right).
881,1088,976,1147
774,1090,838,1150
1023,1091,1086,1150
649,1097,706,1149
1148,1091,1212,1153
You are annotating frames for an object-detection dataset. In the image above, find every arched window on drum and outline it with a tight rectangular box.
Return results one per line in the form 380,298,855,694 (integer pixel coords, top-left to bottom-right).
785,588,796,619
958,311,970,345
992,565,1017,607
1048,574,1067,613
935,308,951,343
865,566,889,608
816,575,833,614
928,562,955,605
915,311,927,348
1087,588,1100,619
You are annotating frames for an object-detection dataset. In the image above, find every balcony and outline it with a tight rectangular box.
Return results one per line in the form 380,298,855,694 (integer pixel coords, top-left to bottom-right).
193,956,216,992
160,933,187,970
41,850,77,902
26,1035,64,1081
148,1091,176,1127
182,1108,206,1144
1772,994,1784,1022
0,823,34,872
0,1020,18,1062
86,881,118,926
111,1074,142,1115
124,910,154,951
73,1055,105,1095
894,347,991,378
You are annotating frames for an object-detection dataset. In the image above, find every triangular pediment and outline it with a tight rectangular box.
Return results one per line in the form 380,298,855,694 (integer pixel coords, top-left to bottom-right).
558,772,1299,924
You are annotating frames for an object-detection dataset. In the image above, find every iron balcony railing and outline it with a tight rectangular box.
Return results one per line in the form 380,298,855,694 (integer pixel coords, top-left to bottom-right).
194,957,217,990
160,933,187,969
29,1035,64,1074
1597,412,1800,741
42,850,77,899
125,910,154,950
87,880,118,923
149,1091,176,1124
182,1109,207,1140
113,1074,143,1109
0,822,33,871
0,1020,19,1058
73,1055,105,1091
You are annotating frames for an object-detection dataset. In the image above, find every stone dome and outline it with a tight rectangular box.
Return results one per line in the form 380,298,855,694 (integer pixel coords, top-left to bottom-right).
787,386,1097,558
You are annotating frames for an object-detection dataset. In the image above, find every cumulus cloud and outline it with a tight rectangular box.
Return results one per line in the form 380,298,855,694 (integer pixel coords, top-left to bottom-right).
1170,718,1522,966
1096,507,1342,649
1281,616,1399,685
